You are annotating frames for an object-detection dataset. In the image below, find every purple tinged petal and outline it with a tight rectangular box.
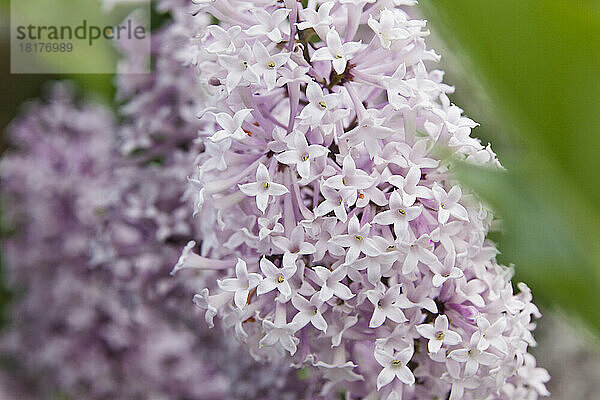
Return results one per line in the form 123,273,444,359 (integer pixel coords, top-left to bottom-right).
311,312,328,332
267,182,290,196
449,349,468,363
278,280,292,298
319,285,334,302
402,254,418,274
478,352,497,366
298,242,316,255
312,266,331,283
435,315,449,331
416,324,436,339
260,257,279,277
332,58,347,75
217,278,240,292
396,365,416,386
438,208,450,224
305,81,323,105
448,186,462,203
369,307,386,328
257,279,277,296
234,288,249,309
377,367,395,390
444,330,462,346
291,311,311,330
450,203,469,221
256,192,269,213
291,294,311,311
464,359,479,377
374,348,394,367
311,47,333,62
256,163,270,182
331,282,353,300
385,306,407,324
235,258,248,280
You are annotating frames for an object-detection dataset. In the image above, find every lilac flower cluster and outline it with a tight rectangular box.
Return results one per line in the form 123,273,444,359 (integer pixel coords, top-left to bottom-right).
178,0,550,399
0,2,307,398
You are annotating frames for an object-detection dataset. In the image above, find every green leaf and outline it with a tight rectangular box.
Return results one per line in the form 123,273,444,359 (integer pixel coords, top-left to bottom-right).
420,1,600,335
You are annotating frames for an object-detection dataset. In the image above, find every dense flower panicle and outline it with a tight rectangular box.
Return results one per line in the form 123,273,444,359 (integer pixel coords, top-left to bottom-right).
0,5,307,397
178,0,549,398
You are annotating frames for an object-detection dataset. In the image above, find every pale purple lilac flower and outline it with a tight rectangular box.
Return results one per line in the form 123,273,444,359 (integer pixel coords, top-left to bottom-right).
179,0,550,399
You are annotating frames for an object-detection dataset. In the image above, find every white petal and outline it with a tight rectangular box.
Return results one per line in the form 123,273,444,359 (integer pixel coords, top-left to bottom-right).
450,204,469,221
370,307,387,328
435,315,449,331
385,306,407,324
396,365,415,385
239,182,260,196
291,311,311,330
256,192,269,213
235,258,248,279
234,288,249,309
278,280,292,298
256,163,270,182
428,338,443,353
275,150,299,166
319,285,334,302
268,182,290,196
415,324,436,340
372,210,395,226
331,282,354,300
464,359,479,377
444,330,462,346
217,278,240,292
311,312,328,332
478,351,498,366
377,367,395,390
257,279,277,295
449,349,468,363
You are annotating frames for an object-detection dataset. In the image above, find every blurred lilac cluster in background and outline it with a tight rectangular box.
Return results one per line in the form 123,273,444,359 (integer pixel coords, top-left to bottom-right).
0,0,305,398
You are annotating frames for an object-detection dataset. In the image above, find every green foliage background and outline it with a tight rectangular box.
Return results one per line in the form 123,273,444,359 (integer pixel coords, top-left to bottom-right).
420,0,600,337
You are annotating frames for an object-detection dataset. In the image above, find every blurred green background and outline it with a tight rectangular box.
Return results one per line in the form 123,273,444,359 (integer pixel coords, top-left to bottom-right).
0,0,599,395
419,0,600,338
0,0,116,149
